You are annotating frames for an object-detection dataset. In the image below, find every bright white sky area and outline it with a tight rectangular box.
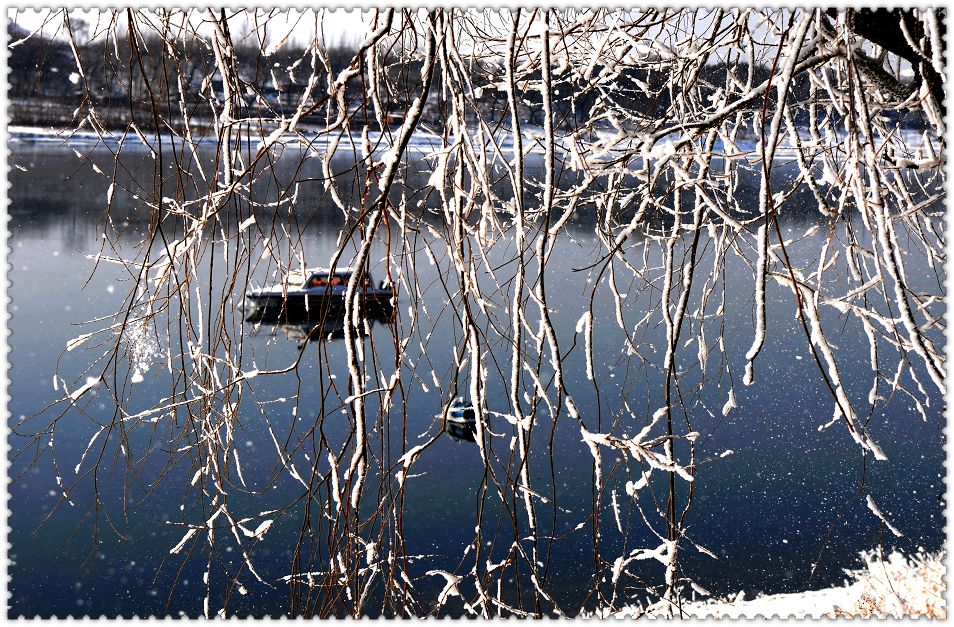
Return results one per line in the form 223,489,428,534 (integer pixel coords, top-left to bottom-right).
7,8,370,49
7,7,792,66
6,8,912,77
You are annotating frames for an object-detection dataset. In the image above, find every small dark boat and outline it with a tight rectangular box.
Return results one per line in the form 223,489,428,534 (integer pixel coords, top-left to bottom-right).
244,267,395,323
447,399,476,424
445,398,478,442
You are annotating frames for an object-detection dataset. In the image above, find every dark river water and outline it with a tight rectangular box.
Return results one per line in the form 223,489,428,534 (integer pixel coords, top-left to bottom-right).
8,138,945,617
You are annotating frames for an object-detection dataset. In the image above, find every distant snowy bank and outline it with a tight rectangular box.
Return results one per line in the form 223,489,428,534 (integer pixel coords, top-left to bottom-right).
593,550,945,619
10,124,935,167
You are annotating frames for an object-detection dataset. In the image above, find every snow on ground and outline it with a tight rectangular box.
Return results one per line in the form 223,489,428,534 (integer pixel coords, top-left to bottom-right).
11,124,934,167
597,550,945,619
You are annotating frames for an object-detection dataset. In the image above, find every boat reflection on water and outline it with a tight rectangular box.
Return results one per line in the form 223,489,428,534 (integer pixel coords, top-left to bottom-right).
446,421,477,443
248,308,393,345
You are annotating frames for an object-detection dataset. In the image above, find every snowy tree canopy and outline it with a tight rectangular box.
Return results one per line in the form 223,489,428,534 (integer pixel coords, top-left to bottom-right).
14,7,945,618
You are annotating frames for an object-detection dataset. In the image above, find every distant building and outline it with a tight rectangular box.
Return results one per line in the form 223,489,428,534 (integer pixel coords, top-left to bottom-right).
199,70,312,112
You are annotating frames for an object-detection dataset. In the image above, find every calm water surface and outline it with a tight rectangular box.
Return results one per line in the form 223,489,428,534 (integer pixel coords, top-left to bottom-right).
8,141,944,617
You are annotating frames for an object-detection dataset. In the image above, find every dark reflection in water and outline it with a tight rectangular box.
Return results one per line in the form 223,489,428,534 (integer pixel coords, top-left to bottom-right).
249,312,393,344
7,143,944,618
445,421,478,444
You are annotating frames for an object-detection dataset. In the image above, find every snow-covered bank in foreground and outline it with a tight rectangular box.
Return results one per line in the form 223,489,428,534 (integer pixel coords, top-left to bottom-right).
597,550,945,619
